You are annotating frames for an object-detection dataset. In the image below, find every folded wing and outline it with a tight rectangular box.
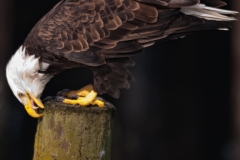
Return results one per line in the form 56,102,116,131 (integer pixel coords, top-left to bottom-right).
22,0,237,97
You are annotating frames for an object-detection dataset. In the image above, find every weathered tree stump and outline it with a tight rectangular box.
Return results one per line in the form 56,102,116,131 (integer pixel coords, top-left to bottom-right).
33,100,114,160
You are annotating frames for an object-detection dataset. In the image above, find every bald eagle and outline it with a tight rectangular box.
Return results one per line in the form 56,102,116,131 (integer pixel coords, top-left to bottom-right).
6,0,237,118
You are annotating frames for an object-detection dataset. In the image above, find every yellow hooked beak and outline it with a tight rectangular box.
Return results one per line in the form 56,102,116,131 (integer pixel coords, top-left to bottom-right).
24,92,44,118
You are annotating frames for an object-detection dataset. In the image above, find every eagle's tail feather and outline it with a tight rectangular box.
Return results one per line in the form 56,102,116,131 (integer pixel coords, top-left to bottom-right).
180,3,237,21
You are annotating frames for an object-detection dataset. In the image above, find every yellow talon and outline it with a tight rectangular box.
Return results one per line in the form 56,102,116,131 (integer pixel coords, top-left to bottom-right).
62,84,93,98
91,99,104,107
63,97,104,107
62,85,104,107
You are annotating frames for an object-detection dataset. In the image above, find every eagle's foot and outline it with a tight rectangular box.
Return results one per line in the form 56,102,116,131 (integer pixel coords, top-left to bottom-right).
63,97,104,107
61,85,104,107
59,84,93,98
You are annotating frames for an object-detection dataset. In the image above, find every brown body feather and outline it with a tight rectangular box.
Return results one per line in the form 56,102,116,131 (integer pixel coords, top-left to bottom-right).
23,0,233,98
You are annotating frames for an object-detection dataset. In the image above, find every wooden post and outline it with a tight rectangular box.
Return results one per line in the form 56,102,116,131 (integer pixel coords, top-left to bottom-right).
33,100,114,160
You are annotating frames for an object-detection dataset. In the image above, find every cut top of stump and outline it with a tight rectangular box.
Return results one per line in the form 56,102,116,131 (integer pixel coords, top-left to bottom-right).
40,99,116,116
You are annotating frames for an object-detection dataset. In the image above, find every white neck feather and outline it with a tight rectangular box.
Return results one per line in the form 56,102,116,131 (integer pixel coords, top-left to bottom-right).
6,46,52,101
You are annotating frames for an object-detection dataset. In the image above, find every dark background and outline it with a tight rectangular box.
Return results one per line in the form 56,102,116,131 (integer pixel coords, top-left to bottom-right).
0,0,239,160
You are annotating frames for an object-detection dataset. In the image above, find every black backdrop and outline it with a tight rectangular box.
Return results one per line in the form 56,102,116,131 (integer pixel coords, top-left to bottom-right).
0,0,236,160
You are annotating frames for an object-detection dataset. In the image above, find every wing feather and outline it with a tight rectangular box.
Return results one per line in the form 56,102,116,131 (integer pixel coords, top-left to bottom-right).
22,0,236,97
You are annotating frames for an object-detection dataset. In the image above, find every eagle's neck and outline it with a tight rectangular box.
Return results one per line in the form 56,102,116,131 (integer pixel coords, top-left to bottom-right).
6,46,53,99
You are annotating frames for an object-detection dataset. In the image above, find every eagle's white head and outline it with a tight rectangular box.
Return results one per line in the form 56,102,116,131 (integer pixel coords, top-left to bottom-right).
6,46,52,118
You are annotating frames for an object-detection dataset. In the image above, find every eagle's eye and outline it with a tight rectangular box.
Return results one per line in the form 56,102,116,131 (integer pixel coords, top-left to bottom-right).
18,93,25,98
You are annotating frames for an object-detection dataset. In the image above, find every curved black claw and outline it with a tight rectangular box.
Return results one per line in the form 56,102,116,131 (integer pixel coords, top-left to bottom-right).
105,101,116,110
55,96,65,101
42,96,54,103
94,97,114,109
96,97,104,101
57,89,71,96
69,94,79,99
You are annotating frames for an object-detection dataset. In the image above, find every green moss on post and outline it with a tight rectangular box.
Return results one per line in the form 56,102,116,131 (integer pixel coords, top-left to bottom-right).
33,100,114,160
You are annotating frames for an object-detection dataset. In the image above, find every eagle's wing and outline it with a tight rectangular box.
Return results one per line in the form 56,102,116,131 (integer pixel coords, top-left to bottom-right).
23,0,235,98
